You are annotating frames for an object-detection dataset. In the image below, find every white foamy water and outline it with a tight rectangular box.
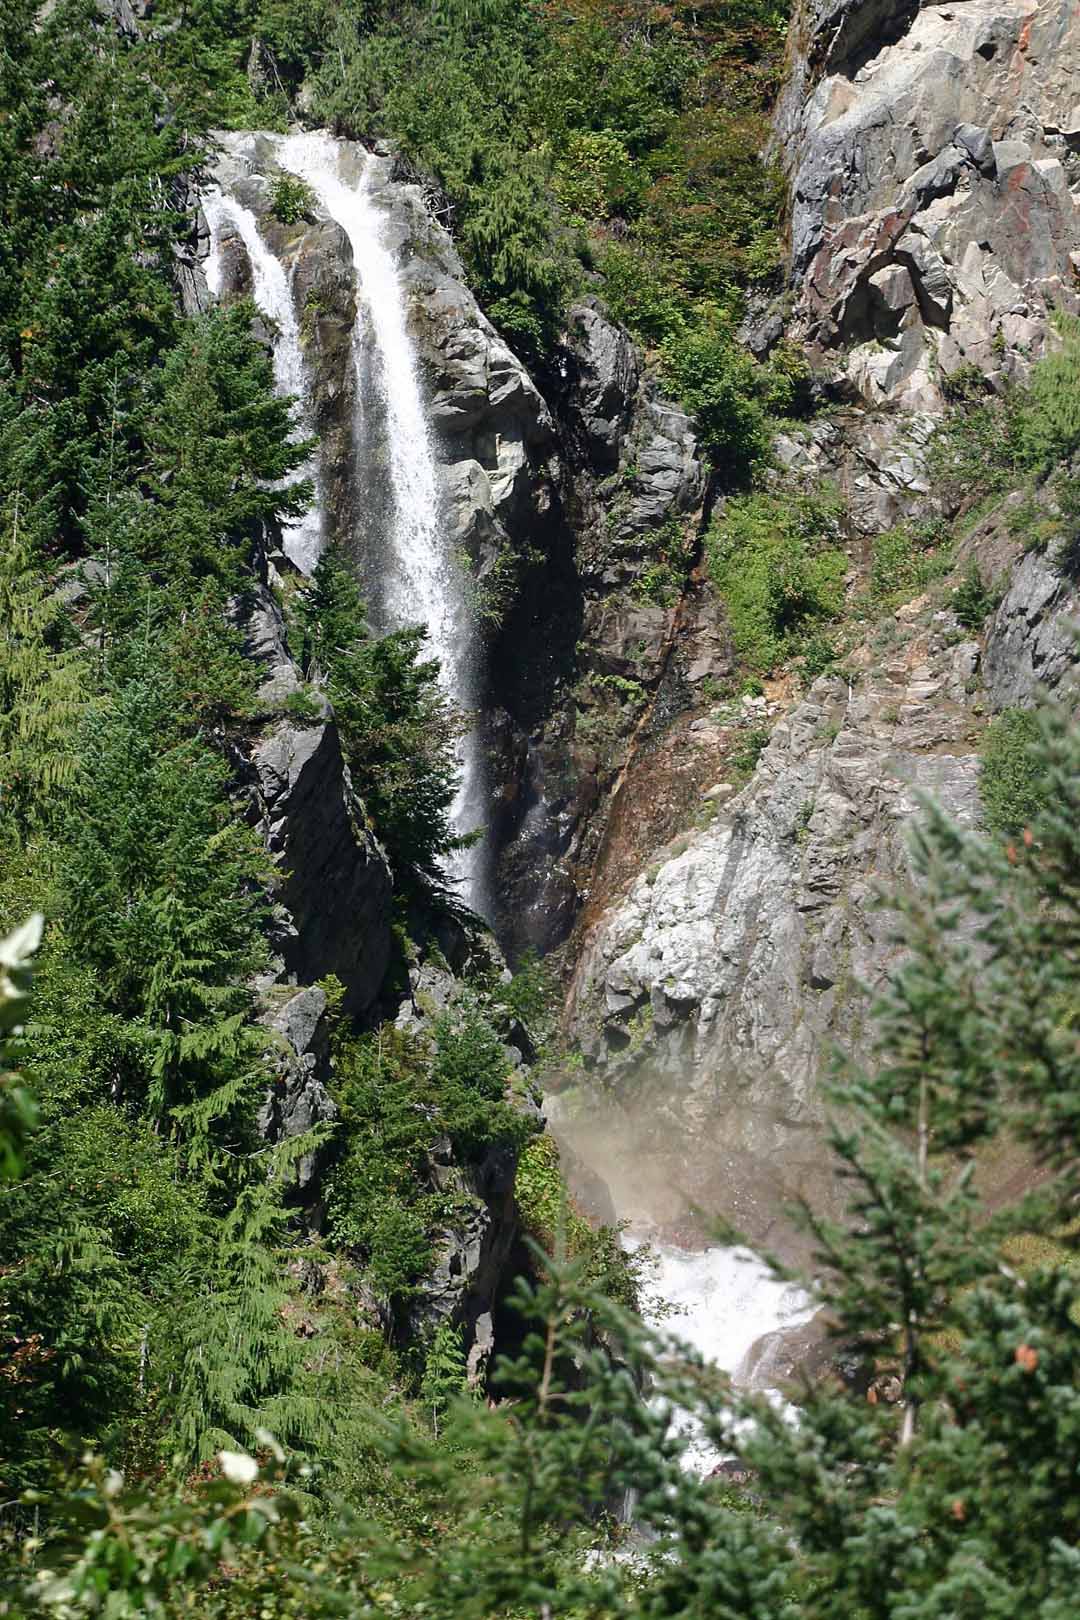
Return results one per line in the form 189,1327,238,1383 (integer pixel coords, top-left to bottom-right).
202,187,322,574
272,132,488,912
643,1240,815,1475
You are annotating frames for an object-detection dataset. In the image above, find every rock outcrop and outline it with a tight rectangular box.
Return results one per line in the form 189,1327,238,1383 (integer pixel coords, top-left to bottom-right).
258,985,335,1193
238,584,393,1015
565,613,983,1257
487,299,710,956
776,0,1080,407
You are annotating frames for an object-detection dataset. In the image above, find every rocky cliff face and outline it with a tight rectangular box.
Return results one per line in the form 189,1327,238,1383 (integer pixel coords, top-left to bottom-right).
200,42,1080,1293
566,613,985,1256
205,135,716,962
774,0,1080,409
558,0,1080,1253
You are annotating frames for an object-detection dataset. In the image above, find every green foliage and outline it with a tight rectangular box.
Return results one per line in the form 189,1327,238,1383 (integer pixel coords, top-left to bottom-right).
980,706,1046,837
0,913,41,1182
296,546,467,899
1016,312,1080,472
269,172,314,223
0,518,88,828
660,319,770,473
951,558,996,629
514,1133,593,1256
282,683,325,725
868,519,951,608
706,488,847,673
326,1001,536,1304
300,0,788,450
136,307,313,592
931,317,1080,515
729,723,771,779
420,1318,470,1425
167,1181,314,1461
18,690,1080,1616
514,1134,644,1308
57,665,270,1152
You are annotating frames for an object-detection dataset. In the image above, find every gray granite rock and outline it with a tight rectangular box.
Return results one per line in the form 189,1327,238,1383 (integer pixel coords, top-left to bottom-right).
249,717,392,1015
565,624,984,1259
776,0,1080,407
562,299,641,469
258,986,335,1191
983,548,1080,706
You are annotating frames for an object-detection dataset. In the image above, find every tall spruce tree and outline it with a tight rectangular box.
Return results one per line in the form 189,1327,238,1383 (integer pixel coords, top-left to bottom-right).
0,506,88,828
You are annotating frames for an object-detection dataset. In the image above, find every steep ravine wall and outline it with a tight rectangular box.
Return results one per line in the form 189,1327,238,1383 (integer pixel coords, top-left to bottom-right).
202,131,721,963
195,128,727,1365
558,0,1080,1267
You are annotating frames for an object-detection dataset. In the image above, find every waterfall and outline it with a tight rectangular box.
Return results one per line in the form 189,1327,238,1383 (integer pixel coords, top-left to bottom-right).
642,1239,814,1475
202,188,323,575
207,134,489,914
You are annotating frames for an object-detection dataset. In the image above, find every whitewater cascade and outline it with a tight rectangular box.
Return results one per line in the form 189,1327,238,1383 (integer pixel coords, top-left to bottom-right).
206,133,489,913
631,1235,815,1475
202,189,323,575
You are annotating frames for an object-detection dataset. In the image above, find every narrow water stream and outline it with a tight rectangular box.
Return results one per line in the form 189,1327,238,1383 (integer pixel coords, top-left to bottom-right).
202,188,323,574
206,133,489,914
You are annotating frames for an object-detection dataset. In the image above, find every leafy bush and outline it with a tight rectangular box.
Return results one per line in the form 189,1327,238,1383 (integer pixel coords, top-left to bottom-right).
1016,313,1080,472
869,521,950,607
269,172,313,224
951,560,995,629
980,707,1046,836
729,724,771,779
660,319,770,475
514,1133,643,1307
706,489,847,673
283,683,325,725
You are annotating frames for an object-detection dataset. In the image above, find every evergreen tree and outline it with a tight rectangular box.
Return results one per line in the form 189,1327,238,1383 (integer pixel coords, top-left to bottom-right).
166,1179,315,1461
0,504,88,828
0,913,41,1183
297,546,466,898
58,662,270,1159
137,308,312,591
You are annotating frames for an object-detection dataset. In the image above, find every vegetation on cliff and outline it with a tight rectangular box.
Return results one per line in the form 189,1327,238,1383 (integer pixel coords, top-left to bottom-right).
6,683,1080,1615
5,0,1080,1613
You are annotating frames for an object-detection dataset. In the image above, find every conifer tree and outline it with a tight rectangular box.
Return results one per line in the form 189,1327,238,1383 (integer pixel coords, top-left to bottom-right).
297,545,466,897
0,502,88,827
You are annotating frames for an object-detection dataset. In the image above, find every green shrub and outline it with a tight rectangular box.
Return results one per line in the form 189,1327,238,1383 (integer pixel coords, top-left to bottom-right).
552,130,636,220
706,489,847,673
1017,313,1080,472
367,1204,435,1302
283,684,324,725
952,560,995,629
514,1133,643,1308
269,173,314,224
729,724,771,779
980,707,1046,836
869,521,951,607
660,319,769,477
